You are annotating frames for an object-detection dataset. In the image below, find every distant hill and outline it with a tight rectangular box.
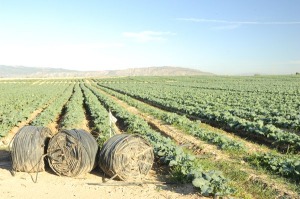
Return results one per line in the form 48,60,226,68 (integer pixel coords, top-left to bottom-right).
0,65,81,78
105,66,213,76
0,65,213,78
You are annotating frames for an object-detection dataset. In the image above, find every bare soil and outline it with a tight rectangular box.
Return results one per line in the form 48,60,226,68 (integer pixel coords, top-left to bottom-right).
0,150,202,199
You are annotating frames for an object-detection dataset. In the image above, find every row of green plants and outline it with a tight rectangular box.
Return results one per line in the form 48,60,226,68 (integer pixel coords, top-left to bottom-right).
106,75,299,94
95,84,245,152
31,84,74,127
248,153,300,182
85,84,235,197
59,84,86,129
225,108,299,132
97,82,300,152
96,83,300,183
80,84,110,146
94,75,300,132
159,77,300,129
0,83,70,137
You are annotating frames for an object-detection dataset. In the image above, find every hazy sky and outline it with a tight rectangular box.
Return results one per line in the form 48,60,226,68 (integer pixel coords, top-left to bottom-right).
0,0,300,74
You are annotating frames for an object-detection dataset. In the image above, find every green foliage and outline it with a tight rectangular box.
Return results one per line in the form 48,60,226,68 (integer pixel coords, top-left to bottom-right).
192,170,235,196
1,77,299,196
93,77,300,183
80,84,110,147
59,83,86,129
248,153,300,182
95,76,300,152
0,82,71,137
97,85,245,151
31,84,74,126
85,83,235,197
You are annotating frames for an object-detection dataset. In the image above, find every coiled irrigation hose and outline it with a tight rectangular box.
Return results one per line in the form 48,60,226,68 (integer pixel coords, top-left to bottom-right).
99,134,154,181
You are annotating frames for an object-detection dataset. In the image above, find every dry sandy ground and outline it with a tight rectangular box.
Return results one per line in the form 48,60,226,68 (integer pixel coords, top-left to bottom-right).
0,150,203,199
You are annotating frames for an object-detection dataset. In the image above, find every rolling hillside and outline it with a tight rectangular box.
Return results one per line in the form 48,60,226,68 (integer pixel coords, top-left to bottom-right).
0,65,213,78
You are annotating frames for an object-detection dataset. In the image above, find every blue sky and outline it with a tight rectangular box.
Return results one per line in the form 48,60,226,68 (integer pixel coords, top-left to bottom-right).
0,0,299,74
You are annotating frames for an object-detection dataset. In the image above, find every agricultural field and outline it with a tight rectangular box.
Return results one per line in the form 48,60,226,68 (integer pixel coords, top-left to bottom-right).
0,76,300,199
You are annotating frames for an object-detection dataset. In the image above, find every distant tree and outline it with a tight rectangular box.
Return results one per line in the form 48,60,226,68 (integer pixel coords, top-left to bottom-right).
296,72,300,75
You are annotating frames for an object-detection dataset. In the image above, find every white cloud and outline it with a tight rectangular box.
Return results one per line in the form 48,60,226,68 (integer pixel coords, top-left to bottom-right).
177,18,257,24
212,24,241,30
122,31,175,43
177,18,300,25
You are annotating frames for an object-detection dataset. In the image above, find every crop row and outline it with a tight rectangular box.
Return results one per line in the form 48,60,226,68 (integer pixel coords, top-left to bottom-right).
84,84,235,197
31,84,74,127
95,83,300,183
59,83,86,129
95,84,245,151
116,76,300,94
0,83,71,137
80,84,110,146
94,76,300,132
248,153,300,182
96,81,300,152
155,77,300,132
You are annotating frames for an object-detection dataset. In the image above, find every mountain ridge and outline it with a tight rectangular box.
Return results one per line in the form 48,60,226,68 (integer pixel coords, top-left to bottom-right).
0,65,213,78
